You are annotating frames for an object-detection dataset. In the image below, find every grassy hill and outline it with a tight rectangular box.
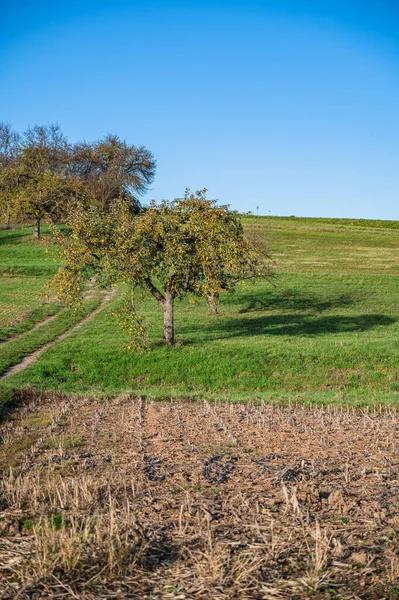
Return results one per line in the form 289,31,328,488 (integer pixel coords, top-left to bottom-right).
1,216,399,406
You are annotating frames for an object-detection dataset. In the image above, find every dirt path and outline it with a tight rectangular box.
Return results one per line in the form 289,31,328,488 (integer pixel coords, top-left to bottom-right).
0,288,116,380
0,309,63,345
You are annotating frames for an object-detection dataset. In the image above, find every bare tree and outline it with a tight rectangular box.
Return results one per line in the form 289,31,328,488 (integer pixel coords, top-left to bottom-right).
69,134,156,212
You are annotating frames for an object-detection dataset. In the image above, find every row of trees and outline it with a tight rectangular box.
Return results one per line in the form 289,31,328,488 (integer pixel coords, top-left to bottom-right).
0,122,156,236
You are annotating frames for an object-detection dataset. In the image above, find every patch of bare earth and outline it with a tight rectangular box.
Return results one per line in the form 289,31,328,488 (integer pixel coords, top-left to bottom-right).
0,392,398,599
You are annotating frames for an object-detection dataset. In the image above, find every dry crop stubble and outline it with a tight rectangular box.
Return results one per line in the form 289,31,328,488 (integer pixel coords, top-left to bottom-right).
0,392,398,598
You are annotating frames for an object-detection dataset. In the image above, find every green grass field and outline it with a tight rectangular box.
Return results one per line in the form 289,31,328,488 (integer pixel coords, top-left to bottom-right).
0,225,59,330
1,216,398,406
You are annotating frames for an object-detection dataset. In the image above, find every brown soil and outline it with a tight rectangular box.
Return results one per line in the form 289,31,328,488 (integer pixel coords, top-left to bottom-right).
0,392,398,599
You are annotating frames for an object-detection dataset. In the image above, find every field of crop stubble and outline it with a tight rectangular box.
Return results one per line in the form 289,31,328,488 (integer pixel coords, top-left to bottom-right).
0,392,398,598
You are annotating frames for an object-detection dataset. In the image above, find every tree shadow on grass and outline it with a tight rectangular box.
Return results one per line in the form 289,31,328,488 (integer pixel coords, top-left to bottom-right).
181,313,396,341
234,289,355,314
0,231,29,245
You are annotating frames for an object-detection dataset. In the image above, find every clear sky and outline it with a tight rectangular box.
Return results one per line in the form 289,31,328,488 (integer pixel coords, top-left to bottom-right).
1,0,399,218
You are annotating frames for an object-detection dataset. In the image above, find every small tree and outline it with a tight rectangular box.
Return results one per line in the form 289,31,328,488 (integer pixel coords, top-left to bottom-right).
51,190,273,346
0,124,71,237
13,170,88,238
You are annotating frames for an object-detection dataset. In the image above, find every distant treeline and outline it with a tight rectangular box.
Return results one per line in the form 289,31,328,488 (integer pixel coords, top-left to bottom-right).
0,122,156,236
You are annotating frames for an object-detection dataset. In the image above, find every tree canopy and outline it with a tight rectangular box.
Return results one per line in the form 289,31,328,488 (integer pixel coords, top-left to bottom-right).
68,134,155,212
51,189,273,346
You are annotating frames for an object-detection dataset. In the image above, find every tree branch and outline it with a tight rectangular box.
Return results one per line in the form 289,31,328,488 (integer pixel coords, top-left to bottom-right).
144,278,165,305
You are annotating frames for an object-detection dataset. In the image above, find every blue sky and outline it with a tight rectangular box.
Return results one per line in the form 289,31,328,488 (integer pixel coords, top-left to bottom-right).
1,0,399,218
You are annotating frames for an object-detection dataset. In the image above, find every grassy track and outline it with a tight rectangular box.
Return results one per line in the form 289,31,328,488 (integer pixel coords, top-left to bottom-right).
0,302,62,343
0,276,55,329
1,217,398,405
0,296,102,376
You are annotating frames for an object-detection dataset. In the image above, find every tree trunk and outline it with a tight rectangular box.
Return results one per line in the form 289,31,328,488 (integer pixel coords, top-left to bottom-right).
208,292,219,315
144,279,176,345
163,290,175,345
34,218,41,239
5,206,11,230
